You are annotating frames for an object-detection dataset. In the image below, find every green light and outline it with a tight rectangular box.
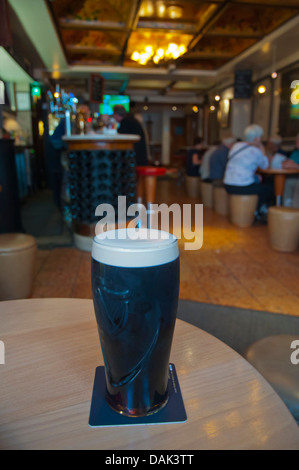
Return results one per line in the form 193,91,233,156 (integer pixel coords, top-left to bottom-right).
31,84,41,97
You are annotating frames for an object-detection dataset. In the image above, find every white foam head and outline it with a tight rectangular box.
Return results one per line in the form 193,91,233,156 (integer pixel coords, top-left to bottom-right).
92,228,179,267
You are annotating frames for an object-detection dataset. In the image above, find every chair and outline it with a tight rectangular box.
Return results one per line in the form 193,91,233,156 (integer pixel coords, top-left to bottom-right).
0,233,37,300
244,335,299,424
185,176,201,199
201,181,213,208
267,206,299,252
213,184,229,216
229,194,258,227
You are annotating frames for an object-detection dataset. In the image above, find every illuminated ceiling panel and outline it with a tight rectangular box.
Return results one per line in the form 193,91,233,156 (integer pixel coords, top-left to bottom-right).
48,0,299,72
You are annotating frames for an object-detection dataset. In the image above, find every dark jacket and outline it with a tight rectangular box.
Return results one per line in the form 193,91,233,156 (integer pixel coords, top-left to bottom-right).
209,144,229,180
117,115,148,166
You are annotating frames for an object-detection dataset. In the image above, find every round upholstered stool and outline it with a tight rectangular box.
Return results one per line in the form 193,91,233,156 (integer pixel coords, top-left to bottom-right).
213,185,229,216
229,194,258,227
136,166,166,228
185,176,201,199
201,181,213,208
136,166,166,205
268,206,299,252
0,233,37,300
244,335,299,424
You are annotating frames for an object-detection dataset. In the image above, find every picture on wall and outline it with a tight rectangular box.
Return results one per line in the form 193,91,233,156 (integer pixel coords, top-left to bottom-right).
279,66,299,137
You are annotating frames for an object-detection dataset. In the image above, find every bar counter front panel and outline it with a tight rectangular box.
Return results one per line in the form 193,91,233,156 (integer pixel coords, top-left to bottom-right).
63,134,140,236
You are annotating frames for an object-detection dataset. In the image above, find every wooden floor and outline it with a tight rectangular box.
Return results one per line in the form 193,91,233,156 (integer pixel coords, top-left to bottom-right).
32,178,299,317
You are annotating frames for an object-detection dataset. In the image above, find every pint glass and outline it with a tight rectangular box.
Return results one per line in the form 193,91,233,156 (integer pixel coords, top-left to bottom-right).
91,228,180,417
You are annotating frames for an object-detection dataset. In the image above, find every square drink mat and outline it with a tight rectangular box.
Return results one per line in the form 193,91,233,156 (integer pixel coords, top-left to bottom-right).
89,363,187,427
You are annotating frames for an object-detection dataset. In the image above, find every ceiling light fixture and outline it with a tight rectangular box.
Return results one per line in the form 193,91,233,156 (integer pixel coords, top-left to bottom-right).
131,43,186,66
139,1,155,17
167,5,183,19
271,46,278,80
139,1,182,19
258,85,266,94
156,1,166,17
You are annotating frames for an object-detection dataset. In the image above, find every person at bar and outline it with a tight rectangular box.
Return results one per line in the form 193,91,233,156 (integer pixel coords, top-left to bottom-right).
266,134,288,158
186,137,205,177
224,124,275,217
199,141,219,181
287,134,299,207
113,105,149,166
266,135,289,168
290,133,299,164
265,135,299,206
209,136,236,184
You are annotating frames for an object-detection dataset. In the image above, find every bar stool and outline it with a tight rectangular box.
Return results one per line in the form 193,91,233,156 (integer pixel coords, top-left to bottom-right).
136,166,166,227
213,184,229,216
229,194,258,227
0,233,37,300
201,181,213,208
185,176,201,199
244,335,299,424
136,166,166,204
267,206,299,252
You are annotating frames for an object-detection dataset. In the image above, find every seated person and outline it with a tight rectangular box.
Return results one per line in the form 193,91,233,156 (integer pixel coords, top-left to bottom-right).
224,124,275,212
199,142,219,181
287,133,299,207
209,136,236,184
186,137,206,177
269,153,287,169
290,133,299,164
266,134,288,157
266,134,299,206
266,135,288,167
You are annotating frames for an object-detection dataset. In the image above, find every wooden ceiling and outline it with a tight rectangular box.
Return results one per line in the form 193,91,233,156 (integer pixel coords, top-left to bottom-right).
48,0,299,71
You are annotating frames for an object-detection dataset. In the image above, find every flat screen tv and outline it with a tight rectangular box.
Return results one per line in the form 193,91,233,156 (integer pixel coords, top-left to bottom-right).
99,95,130,115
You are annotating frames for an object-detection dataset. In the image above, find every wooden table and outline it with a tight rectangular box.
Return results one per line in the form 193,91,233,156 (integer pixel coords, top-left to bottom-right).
259,168,299,206
0,298,299,450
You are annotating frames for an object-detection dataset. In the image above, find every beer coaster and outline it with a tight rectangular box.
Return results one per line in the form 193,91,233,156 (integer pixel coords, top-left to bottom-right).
88,363,187,427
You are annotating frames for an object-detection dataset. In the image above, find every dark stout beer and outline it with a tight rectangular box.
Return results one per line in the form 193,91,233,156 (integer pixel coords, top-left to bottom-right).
91,229,180,417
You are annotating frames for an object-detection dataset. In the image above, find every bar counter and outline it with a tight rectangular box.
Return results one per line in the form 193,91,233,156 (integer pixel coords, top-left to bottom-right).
62,134,140,250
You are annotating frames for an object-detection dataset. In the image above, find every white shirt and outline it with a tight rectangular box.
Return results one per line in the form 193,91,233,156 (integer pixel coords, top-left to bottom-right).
224,142,269,186
270,153,287,169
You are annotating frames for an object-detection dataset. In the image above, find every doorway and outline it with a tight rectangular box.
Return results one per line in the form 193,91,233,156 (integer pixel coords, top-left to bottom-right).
170,117,187,156
169,117,188,169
